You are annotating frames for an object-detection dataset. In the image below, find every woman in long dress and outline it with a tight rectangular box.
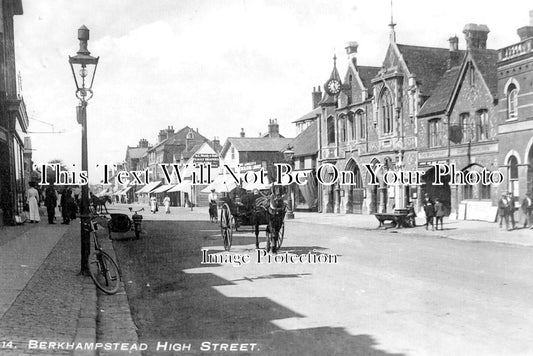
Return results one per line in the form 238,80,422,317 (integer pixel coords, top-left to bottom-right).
26,184,40,223
150,196,158,214
163,196,170,214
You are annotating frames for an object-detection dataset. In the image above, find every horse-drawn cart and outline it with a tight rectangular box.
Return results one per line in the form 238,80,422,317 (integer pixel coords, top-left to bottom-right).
218,190,286,252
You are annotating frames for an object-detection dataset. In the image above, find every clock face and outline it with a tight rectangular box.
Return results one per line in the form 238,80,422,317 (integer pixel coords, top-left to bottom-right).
326,79,341,95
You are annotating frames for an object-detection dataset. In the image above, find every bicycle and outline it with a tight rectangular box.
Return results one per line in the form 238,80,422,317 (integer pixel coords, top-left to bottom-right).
87,214,121,295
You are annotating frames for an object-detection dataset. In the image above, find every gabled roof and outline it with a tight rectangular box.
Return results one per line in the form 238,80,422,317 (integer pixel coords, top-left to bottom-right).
418,48,498,117
126,146,148,160
148,126,208,152
396,44,456,96
292,107,321,124
220,137,293,157
469,48,498,98
418,66,462,117
357,65,381,93
291,121,317,157
180,143,204,160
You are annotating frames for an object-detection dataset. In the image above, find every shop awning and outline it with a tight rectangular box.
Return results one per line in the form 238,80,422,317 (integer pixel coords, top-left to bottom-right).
119,186,132,195
151,184,175,194
168,180,193,193
135,181,162,194
200,174,238,193
96,189,111,197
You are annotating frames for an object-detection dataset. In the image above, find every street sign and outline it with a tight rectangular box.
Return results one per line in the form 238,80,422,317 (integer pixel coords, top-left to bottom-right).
193,154,219,168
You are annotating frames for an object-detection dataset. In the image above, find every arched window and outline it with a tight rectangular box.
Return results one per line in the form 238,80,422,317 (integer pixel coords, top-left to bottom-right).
380,89,393,134
476,109,490,141
508,155,519,196
347,112,354,141
338,115,346,142
358,110,366,139
327,116,335,144
460,112,475,143
507,84,518,120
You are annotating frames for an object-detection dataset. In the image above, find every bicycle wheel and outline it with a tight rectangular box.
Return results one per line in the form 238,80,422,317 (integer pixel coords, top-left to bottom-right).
88,250,121,295
220,204,233,251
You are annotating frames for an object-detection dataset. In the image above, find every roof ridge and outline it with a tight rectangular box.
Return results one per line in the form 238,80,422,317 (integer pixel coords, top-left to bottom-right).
396,43,449,51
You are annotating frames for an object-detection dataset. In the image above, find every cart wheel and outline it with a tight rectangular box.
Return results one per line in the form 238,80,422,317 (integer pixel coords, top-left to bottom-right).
266,229,271,253
276,222,284,250
220,203,233,251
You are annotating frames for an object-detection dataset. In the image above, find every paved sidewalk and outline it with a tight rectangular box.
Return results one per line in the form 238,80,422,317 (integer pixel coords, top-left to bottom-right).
291,211,533,247
0,221,96,355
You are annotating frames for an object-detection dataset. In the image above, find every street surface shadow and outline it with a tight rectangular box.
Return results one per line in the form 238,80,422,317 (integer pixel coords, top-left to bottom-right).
112,220,404,355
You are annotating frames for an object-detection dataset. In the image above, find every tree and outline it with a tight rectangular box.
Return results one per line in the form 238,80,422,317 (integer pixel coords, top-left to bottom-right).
44,159,69,185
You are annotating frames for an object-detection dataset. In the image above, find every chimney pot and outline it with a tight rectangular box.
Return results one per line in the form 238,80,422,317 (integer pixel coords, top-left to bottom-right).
463,23,490,50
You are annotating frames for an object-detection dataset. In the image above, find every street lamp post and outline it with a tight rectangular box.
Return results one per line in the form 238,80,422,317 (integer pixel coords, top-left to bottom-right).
283,145,295,219
69,26,99,275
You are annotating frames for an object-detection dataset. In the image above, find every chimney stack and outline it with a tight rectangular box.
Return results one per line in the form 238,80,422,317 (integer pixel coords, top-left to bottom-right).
517,10,533,41
138,138,149,148
312,86,322,109
345,41,358,66
447,36,461,68
212,136,221,153
463,24,490,50
268,119,280,138
240,128,245,138
158,129,167,143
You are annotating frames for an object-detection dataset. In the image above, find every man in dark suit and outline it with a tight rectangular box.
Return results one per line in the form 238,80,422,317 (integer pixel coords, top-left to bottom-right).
423,194,435,231
498,193,509,230
44,184,57,224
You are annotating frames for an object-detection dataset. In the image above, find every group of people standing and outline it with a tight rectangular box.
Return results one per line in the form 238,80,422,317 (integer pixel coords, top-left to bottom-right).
24,182,78,224
498,192,532,230
422,194,446,231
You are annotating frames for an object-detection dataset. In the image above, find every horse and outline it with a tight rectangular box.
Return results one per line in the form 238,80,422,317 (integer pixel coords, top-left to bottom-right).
209,201,218,223
254,193,286,253
90,194,112,214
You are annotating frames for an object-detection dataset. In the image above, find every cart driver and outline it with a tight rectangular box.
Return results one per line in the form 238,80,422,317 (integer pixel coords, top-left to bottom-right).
208,189,218,204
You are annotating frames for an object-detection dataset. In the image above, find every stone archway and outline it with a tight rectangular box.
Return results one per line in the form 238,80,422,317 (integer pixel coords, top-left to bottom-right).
366,158,386,213
526,141,533,196
345,158,364,214
422,165,451,214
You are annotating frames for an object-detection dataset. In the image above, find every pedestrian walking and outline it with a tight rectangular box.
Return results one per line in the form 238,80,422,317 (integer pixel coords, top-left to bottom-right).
521,192,532,228
26,182,40,223
498,193,510,229
434,198,445,230
163,195,171,214
44,184,58,224
150,196,158,213
423,194,435,231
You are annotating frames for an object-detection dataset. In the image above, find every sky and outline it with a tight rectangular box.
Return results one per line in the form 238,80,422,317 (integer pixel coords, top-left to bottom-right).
14,0,533,182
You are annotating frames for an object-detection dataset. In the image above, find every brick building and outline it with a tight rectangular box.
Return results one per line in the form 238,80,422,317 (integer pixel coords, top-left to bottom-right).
496,11,533,213
417,25,500,219
220,121,293,182
0,0,28,225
